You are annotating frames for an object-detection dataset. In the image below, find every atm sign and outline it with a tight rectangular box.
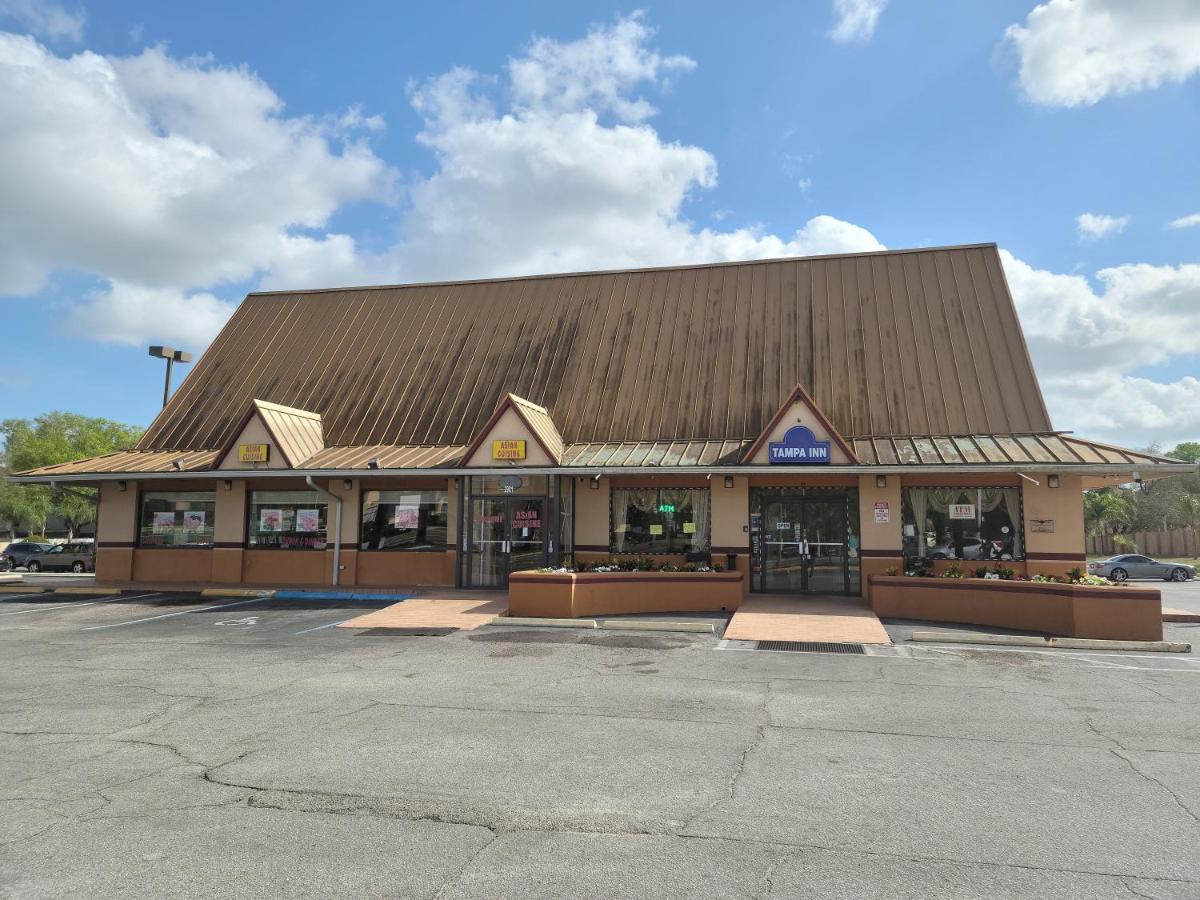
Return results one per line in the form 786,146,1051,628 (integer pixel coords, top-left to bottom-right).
492,439,526,460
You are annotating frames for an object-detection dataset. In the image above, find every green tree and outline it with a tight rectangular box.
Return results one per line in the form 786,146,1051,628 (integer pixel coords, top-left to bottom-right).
1,413,143,540
1083,487,1131,537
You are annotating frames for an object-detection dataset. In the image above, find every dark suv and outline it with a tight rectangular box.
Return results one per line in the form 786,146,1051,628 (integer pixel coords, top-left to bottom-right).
1,541,54,571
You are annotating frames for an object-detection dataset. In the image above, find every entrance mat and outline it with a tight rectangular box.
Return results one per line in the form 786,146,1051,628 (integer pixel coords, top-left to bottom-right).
273,591,412,602
359,627,456,637
756,640,865,654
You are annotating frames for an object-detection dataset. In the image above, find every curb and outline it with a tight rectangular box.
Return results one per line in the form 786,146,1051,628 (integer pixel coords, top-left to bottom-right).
489,616,597,629
0,585,46,594
1163,608,1200,623
53,587,122,596
199,588,277,599
911,631,1191,653
598,620,716,634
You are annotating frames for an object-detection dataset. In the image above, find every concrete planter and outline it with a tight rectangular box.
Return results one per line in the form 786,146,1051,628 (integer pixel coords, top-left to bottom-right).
868,575,1162,641
508,570,745,618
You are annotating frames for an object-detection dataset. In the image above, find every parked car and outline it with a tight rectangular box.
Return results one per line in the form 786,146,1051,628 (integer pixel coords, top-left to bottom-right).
1088,555,1195,583
928,537,984,560
25,542,95,573
1,541,54,570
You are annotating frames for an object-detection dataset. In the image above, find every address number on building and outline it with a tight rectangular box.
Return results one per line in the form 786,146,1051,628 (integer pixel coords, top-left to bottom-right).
238,443,270,463
492,439,526,460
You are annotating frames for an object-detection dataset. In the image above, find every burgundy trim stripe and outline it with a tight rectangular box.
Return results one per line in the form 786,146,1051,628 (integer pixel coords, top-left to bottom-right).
575,544,609,553
858,549,902,558
1025,551,1086,561
97,541,135,548
711,546,749,554
213,542,242,549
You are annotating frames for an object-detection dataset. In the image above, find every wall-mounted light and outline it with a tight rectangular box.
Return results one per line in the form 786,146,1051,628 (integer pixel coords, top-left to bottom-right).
589,475,600,489
117,480,127,492
876,474,887,489
222,479,232,492
1047,474,1060,489
724,476,735,488
343,479,353,491
367,458,380,470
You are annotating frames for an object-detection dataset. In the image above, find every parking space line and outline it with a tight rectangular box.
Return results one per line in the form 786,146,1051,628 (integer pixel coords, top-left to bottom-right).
294,618,354,635
0,593,50,602
82,597,258,631
0,592,163,618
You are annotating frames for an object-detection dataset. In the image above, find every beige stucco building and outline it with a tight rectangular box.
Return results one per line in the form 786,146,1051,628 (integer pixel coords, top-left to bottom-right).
13,244,1193,598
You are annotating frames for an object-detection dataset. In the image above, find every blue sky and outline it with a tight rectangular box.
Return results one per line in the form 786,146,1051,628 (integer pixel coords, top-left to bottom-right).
1,0,1197,447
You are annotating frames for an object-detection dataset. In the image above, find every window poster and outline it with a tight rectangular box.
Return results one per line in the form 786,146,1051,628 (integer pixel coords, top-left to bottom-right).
260,509,283,532
682,522,696,534
182,511,206,530
296,509,320,533
393,506,419,530
949,503,976,520
649,524,664,536
152,511,175,533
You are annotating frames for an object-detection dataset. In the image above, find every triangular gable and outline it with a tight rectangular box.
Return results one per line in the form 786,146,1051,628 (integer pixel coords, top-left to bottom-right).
742,384,859,465
215,399,324,470
460,394,563,467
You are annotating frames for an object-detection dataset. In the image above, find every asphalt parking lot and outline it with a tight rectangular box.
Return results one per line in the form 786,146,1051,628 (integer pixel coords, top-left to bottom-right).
2,589,1198,899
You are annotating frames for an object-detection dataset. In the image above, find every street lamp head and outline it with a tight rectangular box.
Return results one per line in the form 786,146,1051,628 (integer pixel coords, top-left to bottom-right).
172,350,192,363
148,345,174,359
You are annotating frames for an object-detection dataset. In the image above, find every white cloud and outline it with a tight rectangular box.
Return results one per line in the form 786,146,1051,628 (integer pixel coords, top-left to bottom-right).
0,32,394,341
390,17,883,283
1169,212,1200,229
68,283,237,348
1005,0,1200,107
1001,250,1200,446
1075,211,1128,241
0,0,83,42
829,0,888,43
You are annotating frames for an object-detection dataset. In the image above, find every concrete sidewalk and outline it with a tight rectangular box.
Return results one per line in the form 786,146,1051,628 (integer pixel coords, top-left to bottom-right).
339,592,507,631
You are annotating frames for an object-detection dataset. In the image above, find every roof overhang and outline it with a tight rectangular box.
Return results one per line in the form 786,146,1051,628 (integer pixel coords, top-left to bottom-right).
9,461,1195,485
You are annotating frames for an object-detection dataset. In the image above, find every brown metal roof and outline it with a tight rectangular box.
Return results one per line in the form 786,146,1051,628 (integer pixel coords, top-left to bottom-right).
136,243,1053,452
848,434,1186,468
18,449,220,476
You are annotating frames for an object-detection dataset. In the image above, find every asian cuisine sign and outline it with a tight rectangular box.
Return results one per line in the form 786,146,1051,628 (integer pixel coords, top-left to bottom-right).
492,439,526,461
768,426,830,464
238,443,270,463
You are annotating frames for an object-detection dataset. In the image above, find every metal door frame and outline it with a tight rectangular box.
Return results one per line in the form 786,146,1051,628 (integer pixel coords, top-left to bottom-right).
749,486,858,596
462,483,552,589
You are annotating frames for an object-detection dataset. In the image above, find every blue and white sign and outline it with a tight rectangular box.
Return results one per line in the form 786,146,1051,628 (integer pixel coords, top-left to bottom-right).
768,426,831,465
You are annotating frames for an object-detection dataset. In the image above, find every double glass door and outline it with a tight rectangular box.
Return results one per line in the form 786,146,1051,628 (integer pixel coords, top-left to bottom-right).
750,488,860,595
469,496,546,587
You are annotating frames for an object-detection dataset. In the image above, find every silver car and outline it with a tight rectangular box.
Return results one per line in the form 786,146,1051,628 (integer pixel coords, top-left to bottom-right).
1088,554,1195,583
25,542,95,573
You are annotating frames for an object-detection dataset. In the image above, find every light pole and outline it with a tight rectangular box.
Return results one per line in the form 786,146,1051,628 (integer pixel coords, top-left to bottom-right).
148,346,192,408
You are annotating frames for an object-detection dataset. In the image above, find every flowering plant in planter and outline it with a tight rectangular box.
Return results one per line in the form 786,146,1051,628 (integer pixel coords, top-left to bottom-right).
537,556,724,574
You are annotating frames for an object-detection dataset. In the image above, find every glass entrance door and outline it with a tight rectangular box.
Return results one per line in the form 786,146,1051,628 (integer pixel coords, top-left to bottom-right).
750,488,860,595
469,496,547,587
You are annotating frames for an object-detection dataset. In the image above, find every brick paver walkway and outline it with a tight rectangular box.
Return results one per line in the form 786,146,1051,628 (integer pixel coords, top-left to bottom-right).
338,593,506,631
723,594,892,644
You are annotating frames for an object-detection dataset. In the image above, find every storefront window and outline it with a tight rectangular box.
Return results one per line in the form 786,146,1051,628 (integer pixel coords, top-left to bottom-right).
361,490,448,550
610,488,710,555
246,490,327,549
901,487,1023,561
138,491,216,547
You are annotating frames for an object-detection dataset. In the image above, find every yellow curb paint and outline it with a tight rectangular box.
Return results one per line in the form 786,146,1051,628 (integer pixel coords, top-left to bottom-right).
53,587,122,595
0,585,46,593
599,620,716,634
489,616,597,629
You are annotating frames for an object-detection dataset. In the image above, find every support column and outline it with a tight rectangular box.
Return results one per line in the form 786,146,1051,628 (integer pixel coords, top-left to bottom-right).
858,474,903,603
1023,473,1086,577
572,475,610,560
212,480,245,583
711,475,750,597
95,481,136,582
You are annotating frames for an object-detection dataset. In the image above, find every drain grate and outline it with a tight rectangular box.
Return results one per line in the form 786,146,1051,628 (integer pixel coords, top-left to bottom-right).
360,627,456,637
755,640,865,654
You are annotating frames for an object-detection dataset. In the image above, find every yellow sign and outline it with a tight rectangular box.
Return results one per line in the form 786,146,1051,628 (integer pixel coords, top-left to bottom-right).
682,522,696,534
238,443,270,463
492,439,526,460
649,524,664,536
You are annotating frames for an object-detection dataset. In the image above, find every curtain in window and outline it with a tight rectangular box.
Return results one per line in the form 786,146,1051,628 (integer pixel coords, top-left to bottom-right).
611,490,633,553
1001,488,1022,559
910,489,928,556
691,488,711,552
